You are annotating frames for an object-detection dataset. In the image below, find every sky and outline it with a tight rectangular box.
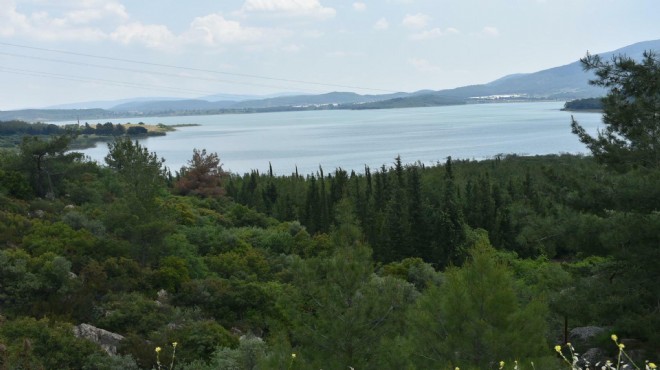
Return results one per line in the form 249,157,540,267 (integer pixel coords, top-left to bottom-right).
0,0,658,110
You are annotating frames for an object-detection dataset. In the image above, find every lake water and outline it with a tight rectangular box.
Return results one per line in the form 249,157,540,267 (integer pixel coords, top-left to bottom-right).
65,102,602,176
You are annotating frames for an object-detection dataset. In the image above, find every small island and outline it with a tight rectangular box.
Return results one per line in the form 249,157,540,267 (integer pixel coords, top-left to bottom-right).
562,97,604,112
0,120,199,150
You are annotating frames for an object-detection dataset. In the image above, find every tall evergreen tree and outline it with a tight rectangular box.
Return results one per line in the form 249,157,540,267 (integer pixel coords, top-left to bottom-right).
18,134,80,198
432,157,467,266
317,166,329,232
303,175,321,234
406,165,426,258
571,51,660,170
104,138,170,265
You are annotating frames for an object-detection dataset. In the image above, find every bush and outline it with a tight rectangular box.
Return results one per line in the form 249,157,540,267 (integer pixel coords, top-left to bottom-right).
0,317,101,369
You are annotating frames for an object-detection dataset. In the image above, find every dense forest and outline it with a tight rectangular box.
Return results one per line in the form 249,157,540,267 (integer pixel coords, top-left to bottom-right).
0,53,657,369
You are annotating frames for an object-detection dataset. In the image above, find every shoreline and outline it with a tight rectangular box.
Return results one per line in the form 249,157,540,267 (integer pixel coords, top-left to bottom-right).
10,100,571,123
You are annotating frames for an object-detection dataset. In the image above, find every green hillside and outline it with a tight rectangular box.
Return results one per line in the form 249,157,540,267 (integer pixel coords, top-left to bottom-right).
0,45,657,370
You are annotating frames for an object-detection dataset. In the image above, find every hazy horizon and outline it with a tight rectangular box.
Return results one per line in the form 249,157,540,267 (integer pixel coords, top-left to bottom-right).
1,0,658,110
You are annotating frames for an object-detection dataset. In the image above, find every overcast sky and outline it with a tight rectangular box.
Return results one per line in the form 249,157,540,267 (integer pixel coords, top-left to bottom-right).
0,0,658,109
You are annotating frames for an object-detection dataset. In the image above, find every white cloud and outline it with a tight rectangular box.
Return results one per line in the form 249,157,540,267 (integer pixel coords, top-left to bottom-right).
402,13,430,29
0,0,29,36
26,13,108,41
64,2,128,24
185,13,268,46
481,26,499,37
353,2,367,11
411,27,459,40
408,57,440,72
0,0,126,41
302,29,324,38
0,0,288,50
326,50,364,58
241,0,336,19
373,17,389,30
110,22,176,49
282,44,302,52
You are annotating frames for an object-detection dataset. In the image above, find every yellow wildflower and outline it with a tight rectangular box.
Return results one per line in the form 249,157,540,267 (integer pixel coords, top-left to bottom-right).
499,360,505,369
155,346,161,353
291,353,296,359
554,345,562,352
611,334,618,342
618,343,625,350
648,362,656,369
172,342,178,347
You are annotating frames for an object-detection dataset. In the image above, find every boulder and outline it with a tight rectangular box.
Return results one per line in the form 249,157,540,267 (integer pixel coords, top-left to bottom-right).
569,326,606,343
577,347,607,369
73,323,124,355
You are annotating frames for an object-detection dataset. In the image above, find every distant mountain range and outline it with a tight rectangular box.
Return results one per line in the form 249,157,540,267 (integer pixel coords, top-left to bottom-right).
431,39,659,100
1,39,658,122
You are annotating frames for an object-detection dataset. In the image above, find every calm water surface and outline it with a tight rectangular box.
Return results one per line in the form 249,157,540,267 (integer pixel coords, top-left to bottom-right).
66,102,602,175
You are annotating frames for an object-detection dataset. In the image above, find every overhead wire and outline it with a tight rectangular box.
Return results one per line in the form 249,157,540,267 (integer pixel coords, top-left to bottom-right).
0,41,401,94
0,51,329,94
0,41,475,103
0,66,218,96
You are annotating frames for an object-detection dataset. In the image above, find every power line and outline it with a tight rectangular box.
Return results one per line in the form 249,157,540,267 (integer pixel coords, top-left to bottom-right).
0,41,400,94
0,66,218,95
0,51,328,94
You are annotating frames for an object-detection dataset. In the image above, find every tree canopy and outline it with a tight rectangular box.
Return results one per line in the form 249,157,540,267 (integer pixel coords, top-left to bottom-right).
571,51,660,170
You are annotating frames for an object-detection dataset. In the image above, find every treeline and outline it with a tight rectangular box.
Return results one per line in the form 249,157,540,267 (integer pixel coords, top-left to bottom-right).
563,97,604,110
0,120,159,137
0,120,64,135
72,121,152,136
0,120,163,149
226,154,644,262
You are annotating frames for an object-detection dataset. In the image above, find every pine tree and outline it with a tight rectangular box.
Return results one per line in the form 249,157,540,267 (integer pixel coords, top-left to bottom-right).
571,51,660,170
406,165,426,258
408,237,548,369
303,175,321,234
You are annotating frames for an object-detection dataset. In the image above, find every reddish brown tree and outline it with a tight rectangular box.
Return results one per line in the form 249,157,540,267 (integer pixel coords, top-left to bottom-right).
174,149,226,198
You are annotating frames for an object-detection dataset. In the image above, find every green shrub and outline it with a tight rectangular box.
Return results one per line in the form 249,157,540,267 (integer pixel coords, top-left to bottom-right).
0,317,101,369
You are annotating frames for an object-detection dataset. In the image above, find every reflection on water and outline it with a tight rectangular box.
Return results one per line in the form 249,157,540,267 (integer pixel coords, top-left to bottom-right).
63,102,602,176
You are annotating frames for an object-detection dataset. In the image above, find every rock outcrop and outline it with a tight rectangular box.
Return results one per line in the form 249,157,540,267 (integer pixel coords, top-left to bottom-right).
569,326,606,343
73,323,124,355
